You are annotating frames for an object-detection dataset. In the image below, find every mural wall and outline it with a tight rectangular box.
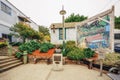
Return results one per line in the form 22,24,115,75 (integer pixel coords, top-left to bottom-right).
77,15,110,49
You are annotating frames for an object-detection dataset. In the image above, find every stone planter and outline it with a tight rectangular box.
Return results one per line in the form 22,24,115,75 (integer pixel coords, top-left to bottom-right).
52,54,63,71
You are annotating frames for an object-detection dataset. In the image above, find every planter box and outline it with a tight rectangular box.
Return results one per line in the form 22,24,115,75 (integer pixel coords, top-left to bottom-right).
28,49,55,64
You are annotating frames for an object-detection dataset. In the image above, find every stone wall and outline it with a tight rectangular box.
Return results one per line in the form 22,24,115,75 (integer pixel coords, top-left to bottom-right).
0,47,8,56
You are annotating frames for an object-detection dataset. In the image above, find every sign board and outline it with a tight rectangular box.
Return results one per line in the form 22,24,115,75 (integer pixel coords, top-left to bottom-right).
52,54,63,71
54,56,61,61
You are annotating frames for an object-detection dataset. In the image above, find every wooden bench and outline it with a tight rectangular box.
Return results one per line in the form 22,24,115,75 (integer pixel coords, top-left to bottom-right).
86,53,98,69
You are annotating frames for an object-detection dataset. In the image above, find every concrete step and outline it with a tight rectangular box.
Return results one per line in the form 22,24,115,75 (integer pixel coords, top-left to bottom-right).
0,58,18,64
0,59,21,68
0,62,23,73
0,56,23,73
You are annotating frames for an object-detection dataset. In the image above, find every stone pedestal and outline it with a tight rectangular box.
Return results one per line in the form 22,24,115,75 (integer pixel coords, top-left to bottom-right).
52,54,63,71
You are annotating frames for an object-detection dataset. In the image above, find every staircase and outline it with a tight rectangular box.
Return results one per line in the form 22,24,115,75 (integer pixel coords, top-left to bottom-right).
0,56,23,73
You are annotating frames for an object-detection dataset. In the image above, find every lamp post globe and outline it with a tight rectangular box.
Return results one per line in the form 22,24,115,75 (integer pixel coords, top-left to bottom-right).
59,9,66,15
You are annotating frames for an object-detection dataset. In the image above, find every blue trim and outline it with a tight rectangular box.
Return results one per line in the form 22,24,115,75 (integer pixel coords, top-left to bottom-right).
59,28,62,40
59,28,66,40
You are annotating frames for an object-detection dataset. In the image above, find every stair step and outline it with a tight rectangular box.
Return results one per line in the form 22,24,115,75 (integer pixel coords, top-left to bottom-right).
0,56,15,61
0,60,21,68
0,57,11,61
0,58,18,63
0,62,23,73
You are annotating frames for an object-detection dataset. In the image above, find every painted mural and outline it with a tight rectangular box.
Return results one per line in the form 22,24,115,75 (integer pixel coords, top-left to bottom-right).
77,15,110,49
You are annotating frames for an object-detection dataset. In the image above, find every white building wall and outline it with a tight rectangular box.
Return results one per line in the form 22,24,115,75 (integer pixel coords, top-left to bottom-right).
0,0,38,42
0,0,17,37
0,0,18,25
51,29,62,44
66,28,76,41
50,28,76,44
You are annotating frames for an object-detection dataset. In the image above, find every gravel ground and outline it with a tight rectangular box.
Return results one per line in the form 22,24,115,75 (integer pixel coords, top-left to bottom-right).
0,64,111,80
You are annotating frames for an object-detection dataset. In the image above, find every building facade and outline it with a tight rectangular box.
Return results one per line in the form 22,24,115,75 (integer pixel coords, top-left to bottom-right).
114,29,120,44
50,23,120,45
50,22,78,44
0,0,38,42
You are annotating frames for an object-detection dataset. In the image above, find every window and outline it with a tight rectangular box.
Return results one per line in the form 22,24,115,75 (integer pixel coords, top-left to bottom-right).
114,34,120,39
2,33,12,42
1,2,12,15
59,28,66,40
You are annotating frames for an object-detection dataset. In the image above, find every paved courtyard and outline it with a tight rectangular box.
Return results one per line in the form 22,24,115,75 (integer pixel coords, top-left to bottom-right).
0,64,111,80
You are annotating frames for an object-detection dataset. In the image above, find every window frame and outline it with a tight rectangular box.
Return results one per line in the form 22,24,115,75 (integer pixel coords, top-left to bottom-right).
59,28,66,40
1,2,12,15
114,33,120,39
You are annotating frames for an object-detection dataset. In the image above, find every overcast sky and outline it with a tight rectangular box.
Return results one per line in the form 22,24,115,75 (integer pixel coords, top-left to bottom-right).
8,0,120,27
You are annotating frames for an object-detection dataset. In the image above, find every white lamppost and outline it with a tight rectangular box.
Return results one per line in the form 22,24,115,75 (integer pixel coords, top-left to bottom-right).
59,6,66,52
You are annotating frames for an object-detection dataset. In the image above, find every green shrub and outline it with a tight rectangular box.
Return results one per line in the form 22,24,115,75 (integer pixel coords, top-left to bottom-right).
62,41,76,56
40,45,49,52
59,44,63,49
83,48,95,58
47,43,54,49
67,47,84,60
63,46,76,56
0,42,7,48
103,53,120,66
16,52,23,58
19,40,41,54
39,42,54,53
66,41,75,46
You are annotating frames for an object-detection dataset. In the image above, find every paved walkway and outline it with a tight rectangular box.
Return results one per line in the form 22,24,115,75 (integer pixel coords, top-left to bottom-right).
0,64,111,80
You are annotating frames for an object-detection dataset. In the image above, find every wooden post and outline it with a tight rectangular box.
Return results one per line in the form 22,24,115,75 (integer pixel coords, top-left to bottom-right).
100,59,103,76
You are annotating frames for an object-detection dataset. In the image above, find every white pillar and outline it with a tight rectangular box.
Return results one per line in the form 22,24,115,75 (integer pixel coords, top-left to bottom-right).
109,6,115,52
